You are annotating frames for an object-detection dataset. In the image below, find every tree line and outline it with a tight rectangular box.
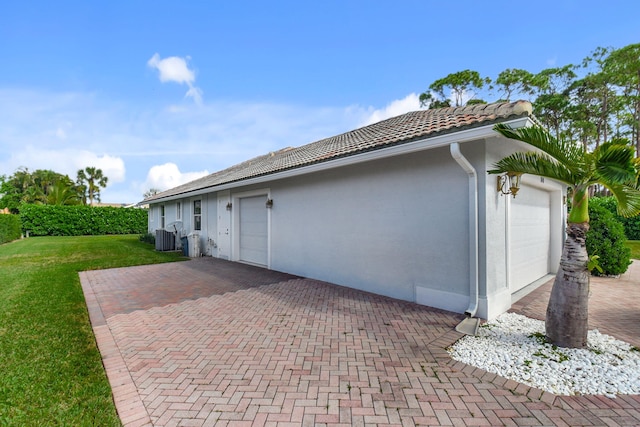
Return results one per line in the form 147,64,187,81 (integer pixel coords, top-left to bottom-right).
0,166,108,213
419,43,640,155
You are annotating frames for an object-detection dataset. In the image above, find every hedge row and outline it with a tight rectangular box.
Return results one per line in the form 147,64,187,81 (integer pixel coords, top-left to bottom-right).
590,196,640,240
20,205,148,236
0,214,22,244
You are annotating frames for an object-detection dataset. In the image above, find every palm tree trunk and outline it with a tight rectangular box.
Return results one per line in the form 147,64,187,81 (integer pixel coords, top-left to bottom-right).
545,222,590,348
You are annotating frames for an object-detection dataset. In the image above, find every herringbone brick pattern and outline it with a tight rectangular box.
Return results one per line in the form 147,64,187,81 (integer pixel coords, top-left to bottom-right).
80,258,640,426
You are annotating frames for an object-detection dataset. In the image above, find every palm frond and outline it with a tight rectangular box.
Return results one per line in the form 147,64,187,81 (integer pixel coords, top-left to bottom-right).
593,142,638,185
604,183,640,218
493,124,585,172
489,152,577,185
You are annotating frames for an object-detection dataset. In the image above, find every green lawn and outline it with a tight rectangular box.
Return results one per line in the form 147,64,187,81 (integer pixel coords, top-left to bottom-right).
0,235,184,426
627,240,640,260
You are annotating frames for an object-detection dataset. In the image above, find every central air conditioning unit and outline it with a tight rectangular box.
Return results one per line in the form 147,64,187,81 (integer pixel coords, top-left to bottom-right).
155,229,175,251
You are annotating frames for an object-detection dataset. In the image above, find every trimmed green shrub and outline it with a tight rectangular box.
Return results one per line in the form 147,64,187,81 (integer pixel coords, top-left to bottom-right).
586,203,631,276
139,232,155,245
0,214,22,244
590,196,640,240
20,205,148,236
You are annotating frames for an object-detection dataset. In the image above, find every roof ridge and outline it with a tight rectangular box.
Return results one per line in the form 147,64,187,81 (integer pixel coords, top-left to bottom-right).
433,100,532,116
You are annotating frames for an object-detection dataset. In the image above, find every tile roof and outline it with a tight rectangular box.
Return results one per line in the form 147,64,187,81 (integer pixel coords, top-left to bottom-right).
144,100,532,202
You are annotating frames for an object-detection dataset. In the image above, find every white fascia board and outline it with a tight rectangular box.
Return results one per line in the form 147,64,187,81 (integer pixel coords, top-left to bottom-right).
148,117,532,204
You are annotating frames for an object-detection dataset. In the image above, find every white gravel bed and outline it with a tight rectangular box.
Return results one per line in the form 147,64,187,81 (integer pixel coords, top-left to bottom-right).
448,312,640,397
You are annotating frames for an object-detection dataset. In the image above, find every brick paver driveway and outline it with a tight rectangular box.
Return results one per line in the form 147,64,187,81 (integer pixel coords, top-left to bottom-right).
81,258,640,426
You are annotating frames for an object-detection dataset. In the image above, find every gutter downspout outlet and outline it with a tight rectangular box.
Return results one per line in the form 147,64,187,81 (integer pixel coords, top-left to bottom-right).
450,143,480,332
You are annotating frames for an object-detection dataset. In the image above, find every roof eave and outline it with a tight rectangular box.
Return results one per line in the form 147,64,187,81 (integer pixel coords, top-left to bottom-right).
145,116,532,205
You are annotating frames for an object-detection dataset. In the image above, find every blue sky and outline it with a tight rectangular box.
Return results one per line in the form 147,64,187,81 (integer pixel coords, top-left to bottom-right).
1,1,638,204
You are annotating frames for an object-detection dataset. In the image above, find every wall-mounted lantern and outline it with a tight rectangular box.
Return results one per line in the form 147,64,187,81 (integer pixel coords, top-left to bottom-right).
265,198,274,208
226,202,232,211
497,172,522,198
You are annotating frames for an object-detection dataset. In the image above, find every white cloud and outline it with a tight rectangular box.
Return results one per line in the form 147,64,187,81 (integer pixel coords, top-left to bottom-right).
77,152,126,183
148,53,203,104
143,163,209,192
185,86,203,105
360,93,420,126
147,53,195,85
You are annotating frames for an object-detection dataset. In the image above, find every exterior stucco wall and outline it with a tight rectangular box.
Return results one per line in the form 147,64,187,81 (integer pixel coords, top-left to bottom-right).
482,136,513,318
181,194,216,256
204,195,218,256
266,146,470,304
146,132,565,318
148,205,159,232
147,195,217,255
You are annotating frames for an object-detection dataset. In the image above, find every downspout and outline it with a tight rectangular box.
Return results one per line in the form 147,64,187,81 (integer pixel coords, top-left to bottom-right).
449,143,479,318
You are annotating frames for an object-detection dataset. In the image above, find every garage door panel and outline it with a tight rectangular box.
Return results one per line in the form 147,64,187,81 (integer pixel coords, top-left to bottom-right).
510,185,551,292
239,196,268,266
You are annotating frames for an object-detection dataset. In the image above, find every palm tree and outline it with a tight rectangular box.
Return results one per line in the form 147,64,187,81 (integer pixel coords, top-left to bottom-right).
21,185,46,205
46,180,81,206
33,169,59,195
77,167,108,206
13,167,35,195
490,123,640,348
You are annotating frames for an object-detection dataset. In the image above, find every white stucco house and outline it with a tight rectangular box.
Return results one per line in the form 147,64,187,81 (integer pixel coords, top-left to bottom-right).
143,101,566,320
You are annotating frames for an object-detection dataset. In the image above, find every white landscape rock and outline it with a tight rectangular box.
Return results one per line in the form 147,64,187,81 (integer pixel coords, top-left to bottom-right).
448,312,640,397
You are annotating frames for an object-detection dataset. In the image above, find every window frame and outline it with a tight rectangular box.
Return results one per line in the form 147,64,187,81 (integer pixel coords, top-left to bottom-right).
193,200,202,231
160,205,165,229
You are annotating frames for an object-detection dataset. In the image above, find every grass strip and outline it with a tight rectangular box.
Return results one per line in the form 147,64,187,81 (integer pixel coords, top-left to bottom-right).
0,235,184,426
626,240,640,260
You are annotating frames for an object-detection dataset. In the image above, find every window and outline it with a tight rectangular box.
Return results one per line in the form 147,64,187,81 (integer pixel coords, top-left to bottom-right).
193,200,201,231
176,202,182,220
160,205,165,229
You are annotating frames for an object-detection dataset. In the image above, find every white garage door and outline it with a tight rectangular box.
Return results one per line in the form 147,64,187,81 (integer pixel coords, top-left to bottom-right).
239,195,268,266
510,184,551,293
